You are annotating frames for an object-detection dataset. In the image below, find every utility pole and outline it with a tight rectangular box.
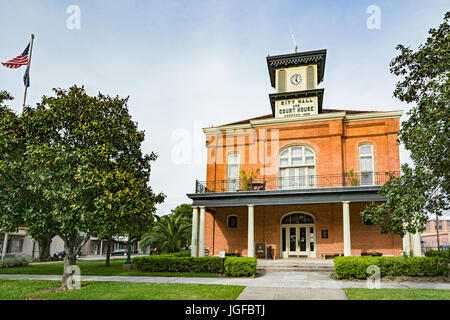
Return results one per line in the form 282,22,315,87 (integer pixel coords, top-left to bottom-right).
435,211,441,253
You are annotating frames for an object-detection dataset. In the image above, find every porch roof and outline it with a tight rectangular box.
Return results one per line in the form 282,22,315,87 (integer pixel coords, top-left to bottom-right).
186,186,385,207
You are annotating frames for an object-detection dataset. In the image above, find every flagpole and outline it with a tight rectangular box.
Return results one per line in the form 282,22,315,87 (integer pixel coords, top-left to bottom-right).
22,34,35,111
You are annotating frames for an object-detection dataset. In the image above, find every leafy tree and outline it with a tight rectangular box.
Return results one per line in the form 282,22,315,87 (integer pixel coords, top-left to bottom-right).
1,86,164,289
172,203,193,220
366,12,449,237
0,92,26,233
140,214,191,253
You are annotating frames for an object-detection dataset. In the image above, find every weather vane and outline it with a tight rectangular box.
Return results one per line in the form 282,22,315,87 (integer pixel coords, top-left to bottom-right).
290,25,298,53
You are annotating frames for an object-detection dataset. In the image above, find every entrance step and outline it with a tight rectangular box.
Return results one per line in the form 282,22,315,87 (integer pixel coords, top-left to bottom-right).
256,259,335,272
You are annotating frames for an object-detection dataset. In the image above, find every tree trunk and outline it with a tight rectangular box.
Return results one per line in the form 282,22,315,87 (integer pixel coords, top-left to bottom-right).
38,235,53,261
105,235,113,267
62,250,76,290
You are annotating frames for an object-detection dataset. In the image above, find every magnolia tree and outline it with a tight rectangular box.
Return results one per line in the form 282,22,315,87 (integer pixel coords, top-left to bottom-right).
367,12,449,238
0,86,164,289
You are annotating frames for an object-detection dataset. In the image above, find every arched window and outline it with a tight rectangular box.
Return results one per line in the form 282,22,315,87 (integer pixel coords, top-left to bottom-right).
306,66,315,90
281,213,315,224
227,153,240,191
359,144,374,185
279,146,315,189
278,69,286,92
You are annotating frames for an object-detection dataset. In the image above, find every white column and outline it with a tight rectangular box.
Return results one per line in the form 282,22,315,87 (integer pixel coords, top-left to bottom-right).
191,206,199,257
198,206,206,257
412,232,422,257
1,233,8,259
247,204,255,257
99,240,104,256
342,201,351,256
402,232,411,255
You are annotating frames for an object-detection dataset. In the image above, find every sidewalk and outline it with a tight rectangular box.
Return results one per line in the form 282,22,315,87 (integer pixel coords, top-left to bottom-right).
0,272,449,290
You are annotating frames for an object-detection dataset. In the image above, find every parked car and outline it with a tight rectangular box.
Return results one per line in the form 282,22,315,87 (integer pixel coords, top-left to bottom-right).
111,249,128,256
53,251,82,259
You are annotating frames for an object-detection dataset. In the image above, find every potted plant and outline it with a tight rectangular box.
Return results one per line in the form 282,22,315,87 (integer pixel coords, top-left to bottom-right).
345,169,360,186
239,168,260,191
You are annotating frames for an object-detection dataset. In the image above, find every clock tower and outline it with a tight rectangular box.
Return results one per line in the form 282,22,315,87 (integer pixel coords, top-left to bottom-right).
266,49,326,118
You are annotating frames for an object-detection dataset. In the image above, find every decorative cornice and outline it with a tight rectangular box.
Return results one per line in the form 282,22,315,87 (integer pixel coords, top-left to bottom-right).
251,112,346,127
344,110,403,122
202,110,403,134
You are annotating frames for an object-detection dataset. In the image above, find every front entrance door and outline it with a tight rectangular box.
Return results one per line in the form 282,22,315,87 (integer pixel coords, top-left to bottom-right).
281,213,316,258
282,225,315,258
282,227,316,259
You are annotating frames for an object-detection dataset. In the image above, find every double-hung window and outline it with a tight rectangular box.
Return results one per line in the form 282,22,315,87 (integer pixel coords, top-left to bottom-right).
359,144,374,185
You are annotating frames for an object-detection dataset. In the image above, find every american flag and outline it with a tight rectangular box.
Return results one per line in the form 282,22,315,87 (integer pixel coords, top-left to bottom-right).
1,43,30,69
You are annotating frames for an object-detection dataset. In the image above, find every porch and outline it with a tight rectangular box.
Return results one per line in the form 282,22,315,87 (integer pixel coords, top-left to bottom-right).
186,187,404,259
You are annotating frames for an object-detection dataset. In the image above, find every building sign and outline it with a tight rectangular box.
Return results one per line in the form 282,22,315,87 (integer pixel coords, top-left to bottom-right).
275,96,318,118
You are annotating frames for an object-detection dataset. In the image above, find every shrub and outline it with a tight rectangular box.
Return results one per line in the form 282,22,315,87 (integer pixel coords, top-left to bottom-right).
223,257,257,277
334,256,449,279
132,255,257,277
0,256,31,268
158,250,191,257
132,256,222,273
424,249,450,260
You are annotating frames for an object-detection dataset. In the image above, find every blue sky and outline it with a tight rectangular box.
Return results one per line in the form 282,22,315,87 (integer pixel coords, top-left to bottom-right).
0,1,448,215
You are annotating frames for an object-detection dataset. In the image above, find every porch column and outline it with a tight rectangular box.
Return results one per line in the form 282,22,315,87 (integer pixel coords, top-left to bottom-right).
412,232,422,257
342,201,351,256
198,206,206,257
247,204,255,257
402,232,411,255
191,206,199,257
99,239,104,256
402,232,422,257
1,233,8,260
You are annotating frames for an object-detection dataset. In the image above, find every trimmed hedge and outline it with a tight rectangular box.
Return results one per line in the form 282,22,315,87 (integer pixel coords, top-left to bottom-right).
334,256,450,279
424,249,450,260
132,255,257,277
158,250,191,257
132,256,222,273
224,257,257,277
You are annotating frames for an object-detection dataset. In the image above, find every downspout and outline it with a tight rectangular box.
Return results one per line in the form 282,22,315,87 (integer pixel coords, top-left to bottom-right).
212,212,216,256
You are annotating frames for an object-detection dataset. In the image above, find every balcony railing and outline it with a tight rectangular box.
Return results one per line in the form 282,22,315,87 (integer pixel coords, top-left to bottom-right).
195,171,400,193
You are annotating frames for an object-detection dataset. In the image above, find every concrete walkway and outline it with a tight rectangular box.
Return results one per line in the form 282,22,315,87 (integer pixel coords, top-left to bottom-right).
236,287,348,300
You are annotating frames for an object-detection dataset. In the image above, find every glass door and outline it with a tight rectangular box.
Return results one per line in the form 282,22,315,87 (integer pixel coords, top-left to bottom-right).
299,227,307,252
282,224,316,258
227,154,240,191
289,227,296,254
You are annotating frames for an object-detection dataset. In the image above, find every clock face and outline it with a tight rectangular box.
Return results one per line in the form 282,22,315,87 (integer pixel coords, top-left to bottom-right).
290,74,302,85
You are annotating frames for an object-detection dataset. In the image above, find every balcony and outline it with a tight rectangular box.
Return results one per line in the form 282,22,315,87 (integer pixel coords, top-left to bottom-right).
195,171,399,194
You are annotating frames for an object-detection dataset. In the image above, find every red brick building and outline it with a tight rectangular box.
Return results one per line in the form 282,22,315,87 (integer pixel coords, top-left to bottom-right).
187,49,414,259
421,219,450,250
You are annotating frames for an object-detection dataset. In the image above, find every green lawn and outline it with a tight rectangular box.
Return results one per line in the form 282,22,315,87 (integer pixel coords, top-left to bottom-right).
344,288,450,300
0,279,244,300
0,259,219,278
